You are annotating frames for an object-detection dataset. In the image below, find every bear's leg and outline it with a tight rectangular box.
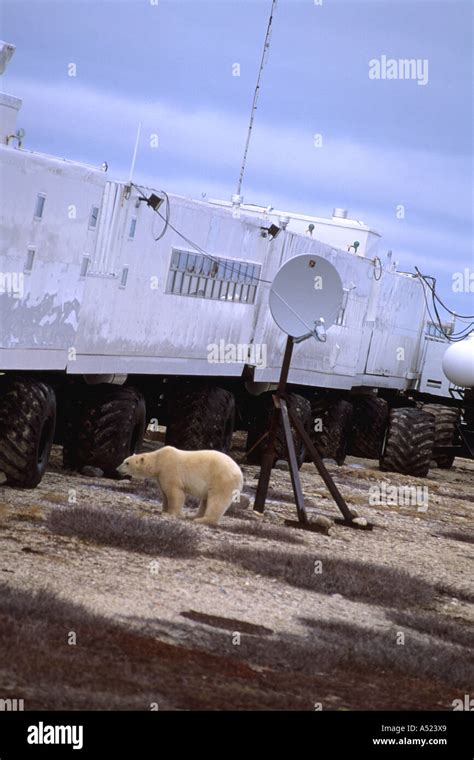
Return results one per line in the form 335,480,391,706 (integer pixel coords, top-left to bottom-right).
194,498,207,519
161,493,169,513
165,486,186,517
194,486,234,526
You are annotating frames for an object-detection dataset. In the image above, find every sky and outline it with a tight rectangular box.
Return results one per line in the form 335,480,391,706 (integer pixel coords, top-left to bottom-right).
1,0,473,317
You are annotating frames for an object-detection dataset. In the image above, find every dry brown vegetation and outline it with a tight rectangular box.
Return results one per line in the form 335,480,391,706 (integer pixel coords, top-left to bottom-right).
0,438,473,710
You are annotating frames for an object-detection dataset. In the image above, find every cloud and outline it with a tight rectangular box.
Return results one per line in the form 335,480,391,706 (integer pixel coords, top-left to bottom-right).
11,75,470,225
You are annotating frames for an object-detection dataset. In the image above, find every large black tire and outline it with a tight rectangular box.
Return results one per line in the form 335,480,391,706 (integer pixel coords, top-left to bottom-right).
380,408,435,477
246,392,312,469
350,396,389,459
0,376,56,488
423,403,460,469
165,384,235,453
309,397,353,465
65,385,146,476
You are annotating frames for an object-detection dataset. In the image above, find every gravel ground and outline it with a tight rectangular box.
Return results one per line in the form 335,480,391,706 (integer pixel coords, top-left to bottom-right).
0,436,472,711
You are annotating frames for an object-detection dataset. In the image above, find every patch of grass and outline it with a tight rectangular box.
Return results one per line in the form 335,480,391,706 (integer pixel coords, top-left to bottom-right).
298,617,473,690
0,584,303,710
0,503,11,520
0,585,181,709
41,492,69,505
125,612,473,697
435,582,474,604
209,545,434,608
10,505,45,522
445,493,474,504
335,468,387,483
47,505,198,558
388,609,474,649
439,529,474,545
0,583,469,710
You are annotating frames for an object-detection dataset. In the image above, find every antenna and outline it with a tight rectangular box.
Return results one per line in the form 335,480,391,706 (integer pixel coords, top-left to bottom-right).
253,254,373,534
236,0,278,196
128,122,142,184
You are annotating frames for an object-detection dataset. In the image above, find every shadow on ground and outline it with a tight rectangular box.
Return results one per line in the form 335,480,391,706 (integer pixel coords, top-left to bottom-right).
0,583,470,711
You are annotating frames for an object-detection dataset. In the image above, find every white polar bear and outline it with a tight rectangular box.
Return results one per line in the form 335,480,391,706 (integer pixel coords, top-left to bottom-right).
117,446,244,526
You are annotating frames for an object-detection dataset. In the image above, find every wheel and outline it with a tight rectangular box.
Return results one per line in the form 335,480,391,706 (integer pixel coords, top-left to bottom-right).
0,376,56,488
165,384,235,453
310,397,353,465
380,407,435,477
65,385,146,476
350,396,388,459
423,403,460,469
246,392,311,469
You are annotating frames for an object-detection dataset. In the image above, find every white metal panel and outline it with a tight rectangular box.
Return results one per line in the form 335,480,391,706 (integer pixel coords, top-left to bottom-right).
73,191,269,373
418,338,452,396
253,233,373,386
363,272,425,377
0,145,106,353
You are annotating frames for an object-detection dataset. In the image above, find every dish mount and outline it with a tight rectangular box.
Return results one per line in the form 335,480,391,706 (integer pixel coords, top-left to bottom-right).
253,254,373,533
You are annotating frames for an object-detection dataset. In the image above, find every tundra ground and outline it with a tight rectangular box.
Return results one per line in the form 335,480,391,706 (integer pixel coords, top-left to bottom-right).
0,435,472,711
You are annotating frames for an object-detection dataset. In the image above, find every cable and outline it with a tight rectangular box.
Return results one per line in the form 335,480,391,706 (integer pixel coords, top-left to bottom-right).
132,182,273,286
415,270,473,339
152,190,170,241
373,256,382,281
430,281,474,321
416,272,473,342
132,182,340,337
132,184,473,342
421,276,474,340
415,267,474,319
422,273,473,327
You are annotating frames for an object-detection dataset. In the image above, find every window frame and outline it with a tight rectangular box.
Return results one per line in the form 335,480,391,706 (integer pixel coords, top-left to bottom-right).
24,247,36,274
119,267,129,288
128,217,137,240
166,248,261,304
33,193,46,220
89,205,100,230
79,255,91,279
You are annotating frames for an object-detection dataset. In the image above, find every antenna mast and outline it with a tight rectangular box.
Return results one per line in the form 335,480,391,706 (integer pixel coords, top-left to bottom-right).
236,0,278,197
128,121,142,184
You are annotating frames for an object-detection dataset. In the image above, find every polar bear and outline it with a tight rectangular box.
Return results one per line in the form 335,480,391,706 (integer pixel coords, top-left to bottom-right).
117,446,244,526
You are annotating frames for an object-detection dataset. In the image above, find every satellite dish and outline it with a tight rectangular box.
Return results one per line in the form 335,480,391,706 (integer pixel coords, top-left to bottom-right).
269,254,344,339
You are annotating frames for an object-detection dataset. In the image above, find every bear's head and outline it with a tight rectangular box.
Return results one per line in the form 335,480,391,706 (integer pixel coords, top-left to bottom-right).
117,453,151,479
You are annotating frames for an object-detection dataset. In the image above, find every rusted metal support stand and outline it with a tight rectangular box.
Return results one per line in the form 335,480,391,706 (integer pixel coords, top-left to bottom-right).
253,335,373,532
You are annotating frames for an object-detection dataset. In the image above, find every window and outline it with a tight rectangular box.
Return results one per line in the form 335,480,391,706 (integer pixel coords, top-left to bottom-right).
34,194,46,220
166,249,261,304
120,267,129,288
80,255,90,278
128,217,137,239
24,247,35,273
89,206,100,229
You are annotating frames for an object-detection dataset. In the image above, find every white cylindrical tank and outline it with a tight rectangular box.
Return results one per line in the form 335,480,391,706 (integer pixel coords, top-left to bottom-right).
442,333,474,388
